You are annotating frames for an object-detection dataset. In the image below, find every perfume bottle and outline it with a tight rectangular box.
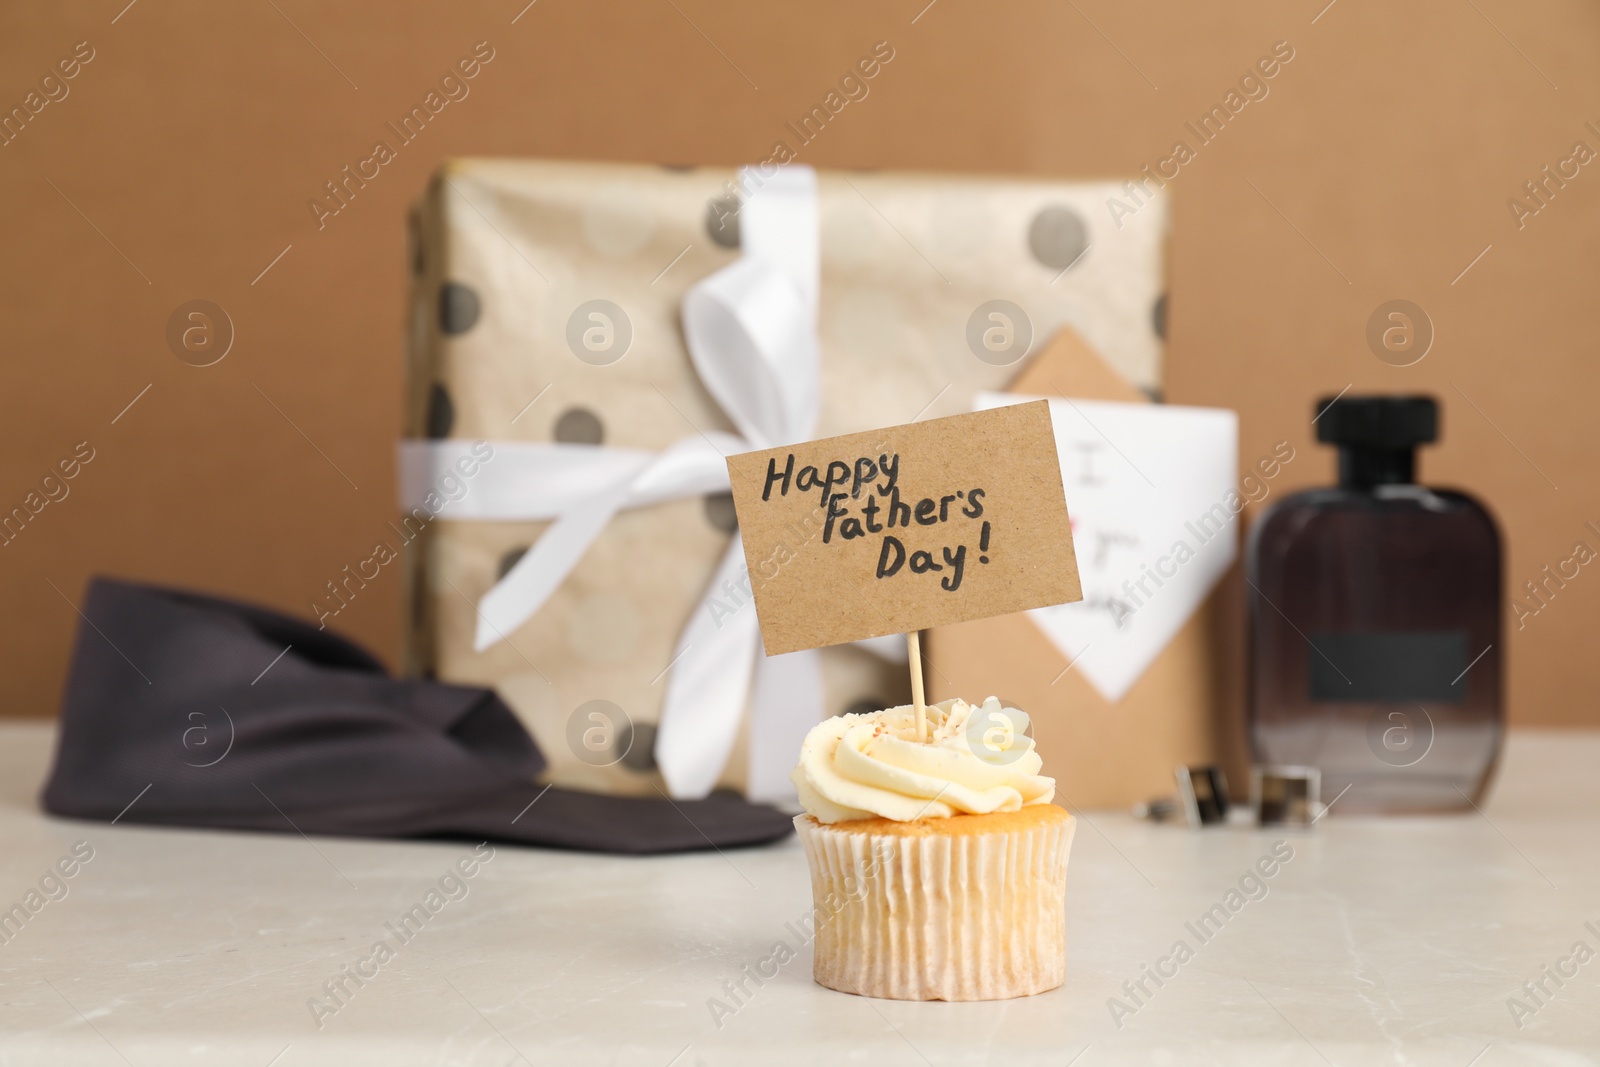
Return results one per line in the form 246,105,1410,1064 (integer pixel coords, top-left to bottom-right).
1247,396,1502,813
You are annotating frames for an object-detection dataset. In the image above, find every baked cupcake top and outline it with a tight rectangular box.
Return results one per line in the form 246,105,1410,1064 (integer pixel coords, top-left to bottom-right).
791,697,1055,824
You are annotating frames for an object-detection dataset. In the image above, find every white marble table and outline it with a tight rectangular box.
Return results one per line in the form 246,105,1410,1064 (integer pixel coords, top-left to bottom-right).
2,722,1598,1066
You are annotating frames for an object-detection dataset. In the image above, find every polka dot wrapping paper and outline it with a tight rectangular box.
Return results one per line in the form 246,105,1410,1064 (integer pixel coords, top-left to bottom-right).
402,159,1167,800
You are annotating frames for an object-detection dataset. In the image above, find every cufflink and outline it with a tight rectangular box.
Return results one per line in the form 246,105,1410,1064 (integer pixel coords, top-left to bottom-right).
1175,764,1231,828
1251,764,1321,828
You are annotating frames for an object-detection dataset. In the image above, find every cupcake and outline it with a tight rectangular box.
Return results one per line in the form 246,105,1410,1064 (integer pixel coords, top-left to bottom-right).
791,696,1074,1001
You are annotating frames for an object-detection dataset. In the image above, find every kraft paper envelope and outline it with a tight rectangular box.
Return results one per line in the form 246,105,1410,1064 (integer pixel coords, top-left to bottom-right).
927,327,1237,809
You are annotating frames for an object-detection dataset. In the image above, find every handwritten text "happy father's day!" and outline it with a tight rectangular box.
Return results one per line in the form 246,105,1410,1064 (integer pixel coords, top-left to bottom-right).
761,451,992,593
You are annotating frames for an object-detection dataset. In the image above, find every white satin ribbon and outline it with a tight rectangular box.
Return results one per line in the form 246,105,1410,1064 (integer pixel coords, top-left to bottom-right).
400,166,835,801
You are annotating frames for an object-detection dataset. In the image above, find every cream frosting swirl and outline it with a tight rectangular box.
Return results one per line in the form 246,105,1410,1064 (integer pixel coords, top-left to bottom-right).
791,697,1055,823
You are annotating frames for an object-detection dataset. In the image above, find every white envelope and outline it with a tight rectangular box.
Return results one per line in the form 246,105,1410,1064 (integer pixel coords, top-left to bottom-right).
975,393,1239,702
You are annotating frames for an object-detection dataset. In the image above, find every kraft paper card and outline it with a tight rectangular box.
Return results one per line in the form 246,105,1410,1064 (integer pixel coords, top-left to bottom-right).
726,400,1082,655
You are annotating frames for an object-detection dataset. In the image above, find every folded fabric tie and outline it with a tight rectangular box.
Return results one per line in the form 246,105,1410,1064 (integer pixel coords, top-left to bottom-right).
41,579,794,854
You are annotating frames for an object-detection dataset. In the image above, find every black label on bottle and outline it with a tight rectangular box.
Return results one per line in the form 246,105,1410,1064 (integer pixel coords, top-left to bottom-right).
1308,631,1469,703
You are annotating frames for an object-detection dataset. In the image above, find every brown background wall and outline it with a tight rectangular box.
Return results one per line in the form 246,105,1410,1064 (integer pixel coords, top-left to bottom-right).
2,1,1595,724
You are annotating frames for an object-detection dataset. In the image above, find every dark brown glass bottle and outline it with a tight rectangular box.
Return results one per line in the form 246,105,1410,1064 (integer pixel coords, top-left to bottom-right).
1247,396,1502,813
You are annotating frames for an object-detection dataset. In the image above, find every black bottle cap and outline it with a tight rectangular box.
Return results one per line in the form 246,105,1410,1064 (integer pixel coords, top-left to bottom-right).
1315,395,1437,448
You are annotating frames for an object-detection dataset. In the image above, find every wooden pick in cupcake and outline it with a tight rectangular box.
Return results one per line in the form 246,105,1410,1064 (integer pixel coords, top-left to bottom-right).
725,399,1085,1001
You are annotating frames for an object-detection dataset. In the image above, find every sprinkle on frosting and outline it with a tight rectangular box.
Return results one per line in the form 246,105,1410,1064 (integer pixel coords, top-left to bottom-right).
791,697,1055,824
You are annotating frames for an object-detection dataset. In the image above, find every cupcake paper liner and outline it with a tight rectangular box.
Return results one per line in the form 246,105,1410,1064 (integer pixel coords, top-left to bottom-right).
794,811,1074,1001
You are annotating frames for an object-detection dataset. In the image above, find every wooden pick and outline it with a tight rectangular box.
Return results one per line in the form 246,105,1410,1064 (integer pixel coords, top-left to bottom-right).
907,630,927,743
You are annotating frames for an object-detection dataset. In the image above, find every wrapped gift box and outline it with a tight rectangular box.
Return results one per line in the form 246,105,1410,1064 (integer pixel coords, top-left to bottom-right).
402,158,1167,800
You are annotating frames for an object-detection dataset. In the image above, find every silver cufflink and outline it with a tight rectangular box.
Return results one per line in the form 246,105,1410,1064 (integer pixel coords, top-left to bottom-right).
1251,765,1321,828
1176,764,1231,827
1131,765,1233,827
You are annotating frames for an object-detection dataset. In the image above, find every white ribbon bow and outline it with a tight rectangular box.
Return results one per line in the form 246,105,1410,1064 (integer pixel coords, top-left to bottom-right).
400,166,841,801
